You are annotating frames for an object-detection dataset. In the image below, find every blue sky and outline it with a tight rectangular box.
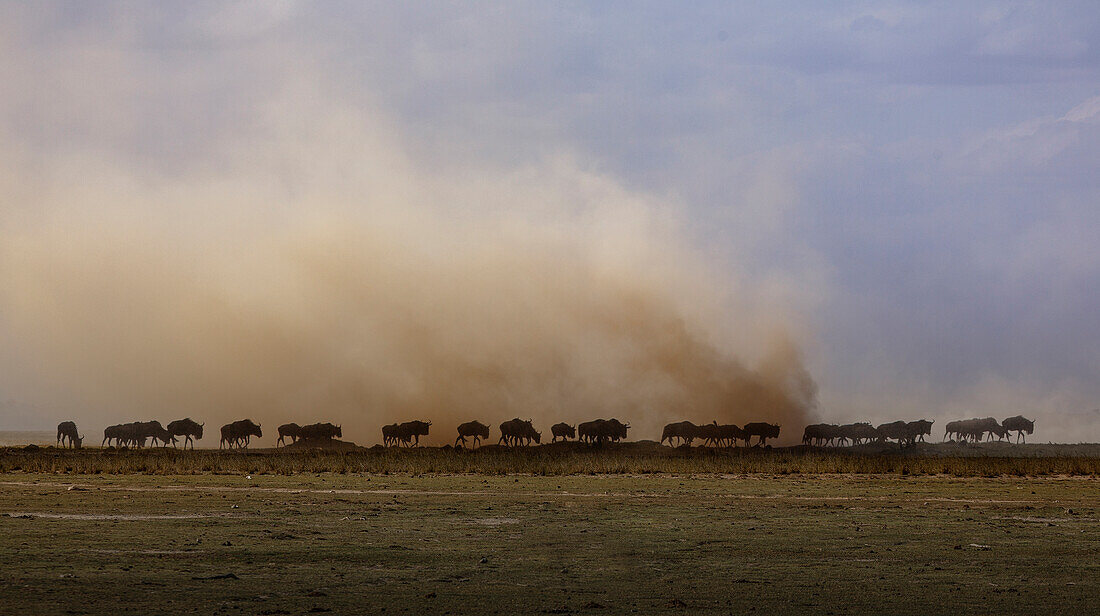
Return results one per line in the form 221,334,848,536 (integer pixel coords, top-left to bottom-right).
2,2,1099,439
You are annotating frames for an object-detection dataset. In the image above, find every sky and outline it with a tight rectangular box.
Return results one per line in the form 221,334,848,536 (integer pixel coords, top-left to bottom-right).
1,2,1098,443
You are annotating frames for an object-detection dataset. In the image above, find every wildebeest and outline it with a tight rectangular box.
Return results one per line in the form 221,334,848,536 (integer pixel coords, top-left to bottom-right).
381,420,431,447
698,422,743,447
801,423,838,447
661,421,700,446
381,423,401,447
277,423,301,447
743,422,780,447
498,418,540,446
908,419,934,442
550,422,575,442
56,421,83,449
944,417,1001,443
220,419,262,449
1002,415,1034,443
722,424,748,447
150,425,175,447
456,421,491,448
835,422,879,446
299,422,342,441
167,418,203,449
102,424,126,448
876,421,915,447
101,421,162,448
398,420,430,446
578,419,629,445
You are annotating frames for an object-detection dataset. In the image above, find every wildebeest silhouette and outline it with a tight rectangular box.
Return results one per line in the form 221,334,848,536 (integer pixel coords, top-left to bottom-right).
835,422,878,446
908,419,934,442
167,418,203,449
661,421,700,446
694,422,744,447
56,421,83,449
498,418,540,446
715,424,747,447
150,425,175,447
398,420,430,446
102,424,126,448
220,419,262,449
743,422,780,447
1002,415,1034,443
578,419,629,445
277,423,301,447
456,421,491,448
802,423,838,446
550,422,575,442
299,422,342,441
381,423,401,447
101,421,163,448
944,417,1001,443
698,422,722,447
876,421,914,447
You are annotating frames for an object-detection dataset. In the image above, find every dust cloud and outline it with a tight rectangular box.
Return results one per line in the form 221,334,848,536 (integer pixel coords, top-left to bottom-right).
0,101,816,446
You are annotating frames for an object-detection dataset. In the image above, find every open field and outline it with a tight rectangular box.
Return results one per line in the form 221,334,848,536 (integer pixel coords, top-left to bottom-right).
2,472,1098,615
3,441,1100,476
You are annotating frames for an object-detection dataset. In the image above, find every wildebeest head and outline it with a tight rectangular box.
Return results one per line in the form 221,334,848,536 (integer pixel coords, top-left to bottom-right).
74,434,84,449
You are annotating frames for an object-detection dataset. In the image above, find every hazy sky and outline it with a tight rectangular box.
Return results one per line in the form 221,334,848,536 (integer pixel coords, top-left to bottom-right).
2,2,1099,441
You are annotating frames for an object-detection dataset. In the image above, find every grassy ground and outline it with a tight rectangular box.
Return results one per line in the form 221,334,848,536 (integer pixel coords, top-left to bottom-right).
3,441,1100,476
2,473,1098,615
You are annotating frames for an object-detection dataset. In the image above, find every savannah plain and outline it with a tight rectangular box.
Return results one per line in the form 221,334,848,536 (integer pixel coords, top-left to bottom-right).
2,445,1098,615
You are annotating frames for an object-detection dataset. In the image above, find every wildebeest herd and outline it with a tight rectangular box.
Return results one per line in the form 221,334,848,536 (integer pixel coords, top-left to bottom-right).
48,414,1036,450
96,419,204,449
801,415,1036,448
661,421,781,447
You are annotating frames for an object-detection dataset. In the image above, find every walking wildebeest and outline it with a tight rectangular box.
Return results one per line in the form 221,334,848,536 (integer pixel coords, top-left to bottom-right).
111,421,165,448
498,418,540,446
277,423,301,447
802,423,838,447
945,417,1001,442
167,418,203,449
299,422,342,441
661,421,700,446
456,421,491,448
550,422,575,442
1002,415,1034,443
906,419,934,443
578,419,628,445
102,424,126,448
716,424,747,447
835,422,879,446
398,420,430,446
382,423,401,447
698,422,722,447
743,422,780,447
220,419,262,449
876,421,914,447
56,421,83,449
